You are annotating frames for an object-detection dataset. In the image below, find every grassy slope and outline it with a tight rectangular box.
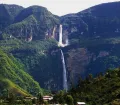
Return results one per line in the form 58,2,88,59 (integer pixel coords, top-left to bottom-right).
0,49,43,96
0,35,59,90
0,78,29,96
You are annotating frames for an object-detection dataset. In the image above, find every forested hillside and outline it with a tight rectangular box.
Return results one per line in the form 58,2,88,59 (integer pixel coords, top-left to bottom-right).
1,2,120,92
53,68,120,105
0,48,43,96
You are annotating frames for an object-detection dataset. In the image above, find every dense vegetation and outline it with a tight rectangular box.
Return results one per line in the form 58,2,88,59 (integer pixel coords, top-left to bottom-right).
53,68,120,105
1,1,120,94
0,4,23,31
5,5,59,40
0,48,43,96
62,36,120,86
0,33,63,90
61,2,120,40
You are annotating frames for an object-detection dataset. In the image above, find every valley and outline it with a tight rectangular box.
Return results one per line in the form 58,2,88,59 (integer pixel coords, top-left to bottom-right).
0,1,120,105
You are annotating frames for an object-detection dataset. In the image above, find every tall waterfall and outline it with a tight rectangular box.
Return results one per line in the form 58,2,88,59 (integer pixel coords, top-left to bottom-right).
60,49,68,91
58,24,69,47
58,24,63,46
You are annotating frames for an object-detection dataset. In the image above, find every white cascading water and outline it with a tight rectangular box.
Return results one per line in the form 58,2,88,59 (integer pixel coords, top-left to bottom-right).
58,24,69,47
58,24,68,91
60,49,68,91
52,26,56,38
58,24,63,46
65,37,69,46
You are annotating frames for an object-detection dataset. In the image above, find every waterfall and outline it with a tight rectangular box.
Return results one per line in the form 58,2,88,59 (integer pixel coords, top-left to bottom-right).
58,24,69,47
60,49,68,91
52,26,56,38
58,24,63,46
65,37,69,46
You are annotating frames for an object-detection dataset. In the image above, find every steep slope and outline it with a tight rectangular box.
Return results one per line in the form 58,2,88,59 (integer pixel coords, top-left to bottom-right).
54,68,120,105
73,68,120,105
61,1,120,40
0,78,29,96
60,1,120,85
3,4,24,19
0,35,61,91
0,4,23,31
0,49,43,96
1,2,120,91
5,5,60,40
63,38,120,85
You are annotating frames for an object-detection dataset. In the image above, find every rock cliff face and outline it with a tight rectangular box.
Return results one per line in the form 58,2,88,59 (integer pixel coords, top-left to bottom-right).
61,2,120,41
63,42,120,86
0,5,59,40
61,14,88,40
1,2,120,91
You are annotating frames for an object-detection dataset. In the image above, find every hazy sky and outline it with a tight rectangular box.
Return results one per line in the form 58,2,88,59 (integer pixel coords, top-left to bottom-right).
0,0,119,16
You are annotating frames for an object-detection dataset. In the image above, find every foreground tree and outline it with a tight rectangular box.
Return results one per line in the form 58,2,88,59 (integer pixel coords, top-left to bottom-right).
38,92,43,105
66,95,74,105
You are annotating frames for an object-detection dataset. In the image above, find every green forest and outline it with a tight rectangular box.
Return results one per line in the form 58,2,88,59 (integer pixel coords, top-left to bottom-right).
53,68,120,105
1,2,120,105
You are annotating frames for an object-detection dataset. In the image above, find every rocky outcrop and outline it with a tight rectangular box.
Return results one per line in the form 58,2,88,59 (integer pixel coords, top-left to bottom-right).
1,5,60,40
67,48,91,84
64,43,120,86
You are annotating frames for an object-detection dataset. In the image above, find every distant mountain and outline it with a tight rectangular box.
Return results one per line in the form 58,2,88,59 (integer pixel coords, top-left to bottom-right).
4,5,60,40
1,2,120,40
0,4,23,31
61,1,120,85
0,4,61,91
1,2,120,91
61,1,120,39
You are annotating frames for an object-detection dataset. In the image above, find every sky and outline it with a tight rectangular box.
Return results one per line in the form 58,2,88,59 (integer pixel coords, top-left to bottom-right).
0,0,119,16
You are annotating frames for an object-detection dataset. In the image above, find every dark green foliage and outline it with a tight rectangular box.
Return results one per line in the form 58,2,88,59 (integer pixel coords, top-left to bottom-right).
4,5,60,40
0,49,43,96
62,36,120,86
0,4,23,31
61,2,120,42
66,95,74,105
3,4,23,20
53,91,74,105
2,2,120,93
68,68,120,105
0,35,63,90
53,90,66,104
53,68,120,105
0,4,11,30
38,92,43,104
7,92,16,104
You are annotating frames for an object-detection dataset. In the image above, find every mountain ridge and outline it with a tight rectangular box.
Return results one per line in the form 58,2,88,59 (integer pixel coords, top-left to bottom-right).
1,1,120,91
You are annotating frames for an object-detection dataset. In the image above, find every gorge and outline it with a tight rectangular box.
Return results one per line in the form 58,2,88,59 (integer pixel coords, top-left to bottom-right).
1,2,120,105
1,2,120,93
